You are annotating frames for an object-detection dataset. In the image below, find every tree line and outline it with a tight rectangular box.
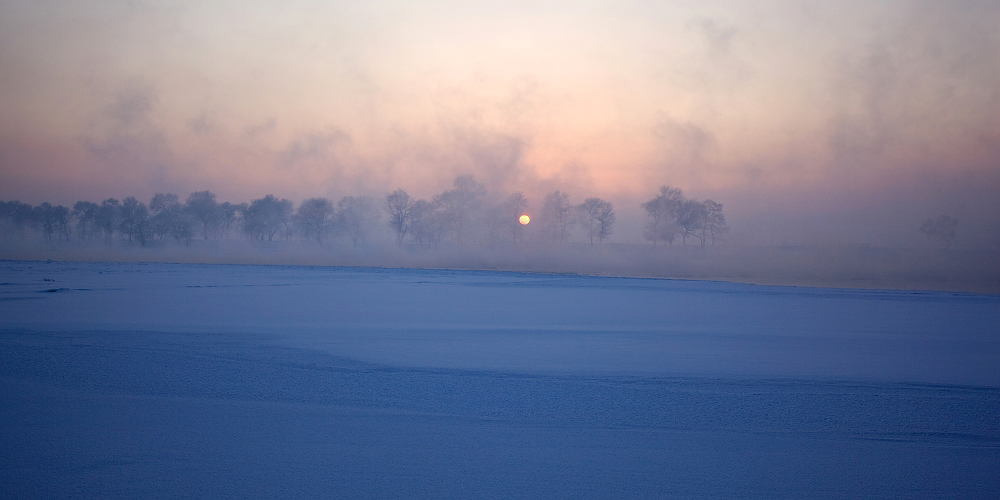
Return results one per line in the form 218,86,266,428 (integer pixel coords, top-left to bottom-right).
0,176,726,248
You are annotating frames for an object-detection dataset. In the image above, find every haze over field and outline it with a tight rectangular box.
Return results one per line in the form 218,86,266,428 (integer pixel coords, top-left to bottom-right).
3,4,1000,495
2,1,999,245
1,1,999,294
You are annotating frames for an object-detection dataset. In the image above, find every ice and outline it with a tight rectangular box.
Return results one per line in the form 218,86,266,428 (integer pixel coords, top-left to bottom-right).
1,261,999,498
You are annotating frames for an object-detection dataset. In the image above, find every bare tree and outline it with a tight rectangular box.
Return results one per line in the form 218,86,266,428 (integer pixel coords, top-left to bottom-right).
579,197,615,245
920,215,958,249
480,201,507,245
72,201,100,240
35,203,56,240
641,186,684,247
503,192,528,244
150,193,179,215
1,201,38,239
34,203,70,241
541,190,574,243
29,203,49,241
337,196,379,246
150,193,193,244
150,193,178,240
119,197,150,245
703,199,727,246
243,195,292,241
384,188,414,245
54,205,71,241
185,190,218,240
677,199,707,246
280,200,295,241
433,175,485,244
96,198,121,242
409,199,444,247
233,202,249,238
296,197,336,244
217,202,239,239
0,201,11,238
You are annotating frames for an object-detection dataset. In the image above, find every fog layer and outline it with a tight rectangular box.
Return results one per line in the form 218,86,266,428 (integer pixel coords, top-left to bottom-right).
1,1,998,286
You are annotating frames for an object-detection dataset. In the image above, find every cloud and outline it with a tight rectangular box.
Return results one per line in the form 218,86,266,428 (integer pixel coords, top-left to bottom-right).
681,17,753,90
648,116,717,187
186,113,215,135
276,128,351,168
244,118,277,137
102,82,157,131
453,129,528,193
693,18,738,56
1,0,999,251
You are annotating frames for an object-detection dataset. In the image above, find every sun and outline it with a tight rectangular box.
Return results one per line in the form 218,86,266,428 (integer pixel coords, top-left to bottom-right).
519,214,530,225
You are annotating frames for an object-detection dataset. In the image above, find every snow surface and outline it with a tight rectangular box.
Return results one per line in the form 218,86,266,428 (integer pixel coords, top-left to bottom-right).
1,260,999,498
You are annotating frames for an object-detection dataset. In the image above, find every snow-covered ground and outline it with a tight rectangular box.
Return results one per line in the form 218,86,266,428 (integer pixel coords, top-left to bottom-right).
2,260,999,498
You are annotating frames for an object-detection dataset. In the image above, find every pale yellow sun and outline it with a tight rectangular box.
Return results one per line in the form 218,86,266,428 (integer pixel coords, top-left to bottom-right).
519,215,530,225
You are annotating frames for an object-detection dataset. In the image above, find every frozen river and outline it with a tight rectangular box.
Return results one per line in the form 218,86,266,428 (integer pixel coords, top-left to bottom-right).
2,261,999,498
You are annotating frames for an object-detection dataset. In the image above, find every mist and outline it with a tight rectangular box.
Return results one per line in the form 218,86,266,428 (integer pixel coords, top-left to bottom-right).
2,176,997,293
5,5,1000,497
1,1,999,291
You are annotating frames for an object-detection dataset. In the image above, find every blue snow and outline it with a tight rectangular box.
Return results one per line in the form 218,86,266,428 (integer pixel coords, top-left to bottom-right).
1,261,998,498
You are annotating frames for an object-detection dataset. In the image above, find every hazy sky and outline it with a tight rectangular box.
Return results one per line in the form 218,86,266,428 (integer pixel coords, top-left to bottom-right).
2,0,999,244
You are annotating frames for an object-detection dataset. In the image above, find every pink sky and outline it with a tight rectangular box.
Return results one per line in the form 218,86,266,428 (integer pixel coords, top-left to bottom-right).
1,1,998,245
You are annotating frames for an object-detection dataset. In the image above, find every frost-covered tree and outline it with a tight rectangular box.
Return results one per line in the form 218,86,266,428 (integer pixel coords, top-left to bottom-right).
150,193,193,244
641,186,684,247
96,198,121,242
409,199,444,247
677,199,707,246
72,201,100,240
337,196,379,246
243,195,292,241
0,201,38,239
119,197,150,245
541,190,574,243
296,197,336,244
502,192,528,244
217,202,239,239
185,190,218,240
579,197,615,245
703,199,727,246
34,202,70,241
55,205,71,241
433,175,485,244
384,189,414,245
